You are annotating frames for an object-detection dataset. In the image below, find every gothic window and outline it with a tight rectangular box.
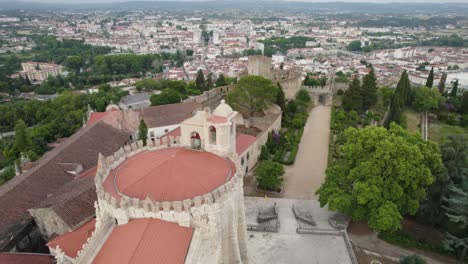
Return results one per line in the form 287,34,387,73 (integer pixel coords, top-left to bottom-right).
247,152,250,161
209,126,217,144
241,157,245,166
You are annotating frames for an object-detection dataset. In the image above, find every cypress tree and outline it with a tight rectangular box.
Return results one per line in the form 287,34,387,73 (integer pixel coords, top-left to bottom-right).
343,77,363,112
206,73,213,90
450,79,459,97
438,72,447,94
384,70,411,128
276,83,286,111
195,69,205,91
426,67,434,88
138,119,148,146
361,69,378,111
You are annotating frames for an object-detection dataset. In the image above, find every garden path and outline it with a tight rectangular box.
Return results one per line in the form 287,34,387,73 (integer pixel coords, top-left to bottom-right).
282,105,331,200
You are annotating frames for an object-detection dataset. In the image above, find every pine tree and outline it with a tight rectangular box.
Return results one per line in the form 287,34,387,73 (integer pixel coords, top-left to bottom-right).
426,67,434,88
438,72,447,94
384,70,411,128
343,77,363,112
195,69,206,91
444,181,468,263
215,74,227,87
451,80,459,97
206,73,213,90
361,69,378,111
138,119,148,146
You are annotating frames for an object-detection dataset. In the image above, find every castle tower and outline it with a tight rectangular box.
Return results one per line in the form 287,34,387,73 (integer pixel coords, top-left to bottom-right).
47,101,249,264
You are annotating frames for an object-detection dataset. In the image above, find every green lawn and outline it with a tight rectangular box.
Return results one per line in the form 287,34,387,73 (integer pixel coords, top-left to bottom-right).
428,123,468,143
404,109,420,133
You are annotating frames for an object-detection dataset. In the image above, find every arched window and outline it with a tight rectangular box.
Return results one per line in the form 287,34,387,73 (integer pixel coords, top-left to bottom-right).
191,132,201,149
209,126,217,144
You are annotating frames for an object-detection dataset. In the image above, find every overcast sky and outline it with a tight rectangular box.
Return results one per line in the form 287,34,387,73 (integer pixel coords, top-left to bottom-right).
19,0,468,3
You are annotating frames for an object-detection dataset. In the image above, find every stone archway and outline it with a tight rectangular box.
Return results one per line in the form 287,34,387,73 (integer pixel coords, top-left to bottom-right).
209,126,217,145
190,132,201,149
318,94,327,105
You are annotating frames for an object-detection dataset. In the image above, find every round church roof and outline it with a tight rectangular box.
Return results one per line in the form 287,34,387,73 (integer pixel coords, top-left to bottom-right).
212,100,234,117
104,148,236,201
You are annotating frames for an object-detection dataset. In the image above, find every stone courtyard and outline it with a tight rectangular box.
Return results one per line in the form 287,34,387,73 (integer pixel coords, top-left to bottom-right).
245,197,355,264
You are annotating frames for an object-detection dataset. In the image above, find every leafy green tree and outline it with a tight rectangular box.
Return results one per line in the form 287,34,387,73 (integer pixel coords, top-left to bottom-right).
215,74,228,87
138,119,148,146
384,70,412,128
296,89,311,103
150,89,182,106
413,86,444,113
343,78,363,112
418,135,467,227
226,75,278,117
195,69,206,91
135,79,161,91
426,67,434,88
361,69,378,111
451,80,459,97
66,56,84,76
347,40,362,51
255,160,284,191
444,181,468,263
317,124,443,232
13,119,31,155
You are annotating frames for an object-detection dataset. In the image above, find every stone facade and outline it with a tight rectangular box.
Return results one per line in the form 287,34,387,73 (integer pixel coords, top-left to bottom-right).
50,102,250,264
247,55,302,99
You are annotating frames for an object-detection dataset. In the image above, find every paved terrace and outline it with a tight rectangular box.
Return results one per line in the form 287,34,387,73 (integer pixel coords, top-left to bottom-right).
245,197,354,264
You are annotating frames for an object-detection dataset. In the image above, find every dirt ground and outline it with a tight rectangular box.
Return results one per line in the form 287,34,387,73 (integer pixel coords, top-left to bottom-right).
348,221,457,264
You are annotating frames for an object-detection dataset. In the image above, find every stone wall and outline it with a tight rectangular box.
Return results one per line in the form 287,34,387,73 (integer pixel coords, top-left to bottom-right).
278,74,303,100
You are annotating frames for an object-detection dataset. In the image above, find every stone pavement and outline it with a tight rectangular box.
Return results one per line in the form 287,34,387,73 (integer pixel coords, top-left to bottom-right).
245,197,354,264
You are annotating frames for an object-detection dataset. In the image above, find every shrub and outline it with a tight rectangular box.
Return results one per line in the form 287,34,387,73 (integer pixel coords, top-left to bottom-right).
337,89,344,95
255,160,284,191
296,89,311,103
400,255,427,264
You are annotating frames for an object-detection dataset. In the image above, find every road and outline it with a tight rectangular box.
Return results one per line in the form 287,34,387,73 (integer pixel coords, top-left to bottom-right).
282,105,332,200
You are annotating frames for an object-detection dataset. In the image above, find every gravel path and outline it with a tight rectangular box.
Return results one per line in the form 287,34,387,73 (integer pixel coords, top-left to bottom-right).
282,105,332,200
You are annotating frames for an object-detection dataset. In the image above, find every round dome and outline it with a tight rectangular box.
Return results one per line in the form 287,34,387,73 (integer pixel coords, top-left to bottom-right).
104,148,236,201
105,104,120,112
212,100,233,117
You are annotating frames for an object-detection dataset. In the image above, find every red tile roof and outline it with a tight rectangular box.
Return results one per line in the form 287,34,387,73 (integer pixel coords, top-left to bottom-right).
139,102,201,128
92,218,193,264
87,109,118,126
47,218,96,258
103,148,236,201
0,253,54,264
0,122,129,250
236,134,257,156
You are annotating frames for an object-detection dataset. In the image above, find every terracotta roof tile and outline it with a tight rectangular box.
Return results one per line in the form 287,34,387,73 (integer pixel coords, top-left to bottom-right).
92,218,193,264
236,134,257,156
47,218,96,258
0,253,54,264
0,122,129,249
104,148,236,201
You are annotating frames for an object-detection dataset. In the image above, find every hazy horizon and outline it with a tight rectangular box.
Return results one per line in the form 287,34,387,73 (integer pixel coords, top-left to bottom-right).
15,0,468,3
